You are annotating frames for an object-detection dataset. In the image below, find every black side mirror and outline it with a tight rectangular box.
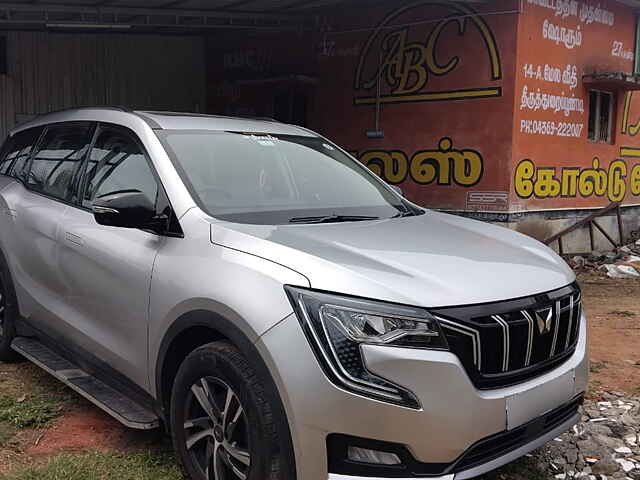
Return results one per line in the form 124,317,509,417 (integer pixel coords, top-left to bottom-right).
390,185,404,197
92,190,167,234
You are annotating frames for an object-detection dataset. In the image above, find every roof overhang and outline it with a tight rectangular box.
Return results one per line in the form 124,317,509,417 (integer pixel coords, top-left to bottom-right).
0,0,500,33
583,72,640,91
0,0,337,32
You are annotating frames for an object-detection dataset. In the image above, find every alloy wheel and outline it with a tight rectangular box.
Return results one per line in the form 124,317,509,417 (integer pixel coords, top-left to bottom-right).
184,376,251,480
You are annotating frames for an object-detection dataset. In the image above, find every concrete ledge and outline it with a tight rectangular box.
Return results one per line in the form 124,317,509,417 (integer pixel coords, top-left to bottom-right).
444,205,640,254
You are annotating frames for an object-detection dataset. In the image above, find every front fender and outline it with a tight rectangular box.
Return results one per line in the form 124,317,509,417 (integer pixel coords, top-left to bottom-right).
148,237,310,399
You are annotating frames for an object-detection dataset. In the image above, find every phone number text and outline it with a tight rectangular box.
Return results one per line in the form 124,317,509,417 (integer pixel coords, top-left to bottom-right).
520,119,584,137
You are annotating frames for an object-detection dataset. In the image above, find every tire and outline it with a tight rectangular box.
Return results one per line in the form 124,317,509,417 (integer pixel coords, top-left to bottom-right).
170,341,288,480
0,253,18,362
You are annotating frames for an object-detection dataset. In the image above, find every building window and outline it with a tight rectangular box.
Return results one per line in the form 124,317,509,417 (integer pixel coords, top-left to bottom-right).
588,90,614,143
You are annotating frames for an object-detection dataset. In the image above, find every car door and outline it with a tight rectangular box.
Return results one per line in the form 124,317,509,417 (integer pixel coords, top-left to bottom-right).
0,123,93,329
0,127,45,276
58,124,165,389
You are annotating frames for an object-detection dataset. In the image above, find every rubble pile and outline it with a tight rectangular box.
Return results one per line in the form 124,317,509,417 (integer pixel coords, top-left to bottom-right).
569,240,640,278
536,393,640,479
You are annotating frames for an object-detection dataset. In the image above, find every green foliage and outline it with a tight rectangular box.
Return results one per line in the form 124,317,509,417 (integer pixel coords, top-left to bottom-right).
0,451,181,480
0,394,62,428
0,421,17,447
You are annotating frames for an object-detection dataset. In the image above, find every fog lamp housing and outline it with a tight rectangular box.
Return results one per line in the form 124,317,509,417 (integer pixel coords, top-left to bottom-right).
348,446,402,465
327,433,414,477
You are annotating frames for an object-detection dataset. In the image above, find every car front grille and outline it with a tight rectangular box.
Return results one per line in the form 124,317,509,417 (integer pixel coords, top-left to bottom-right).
433,283,581,389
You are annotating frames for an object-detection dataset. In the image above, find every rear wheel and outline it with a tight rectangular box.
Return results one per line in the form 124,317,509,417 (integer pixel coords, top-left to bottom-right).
0,256,18,362
170,342,286,480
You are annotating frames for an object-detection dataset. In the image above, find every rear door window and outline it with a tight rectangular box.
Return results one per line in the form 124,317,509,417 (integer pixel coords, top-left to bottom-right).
0,127,43,179
27,122,94,201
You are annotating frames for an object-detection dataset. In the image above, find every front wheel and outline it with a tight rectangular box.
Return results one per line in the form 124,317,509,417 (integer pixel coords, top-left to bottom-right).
170,342,287,480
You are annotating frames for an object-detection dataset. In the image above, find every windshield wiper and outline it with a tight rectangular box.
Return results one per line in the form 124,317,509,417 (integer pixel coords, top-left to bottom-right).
393,210,417,218
288,214,380,224
392,205,426,218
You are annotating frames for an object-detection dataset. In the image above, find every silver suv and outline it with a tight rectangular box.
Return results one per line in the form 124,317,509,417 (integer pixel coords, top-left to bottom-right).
0,108,588,480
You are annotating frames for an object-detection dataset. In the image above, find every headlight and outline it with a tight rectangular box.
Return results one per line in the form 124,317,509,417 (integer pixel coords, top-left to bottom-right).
285,287,448,409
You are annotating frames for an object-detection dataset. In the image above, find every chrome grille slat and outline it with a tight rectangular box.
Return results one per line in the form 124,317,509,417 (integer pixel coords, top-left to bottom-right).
521,310,535,367
549,300,561,357
565,295,574,349
436,317,481,370
573,301,582,339
492,315,509,372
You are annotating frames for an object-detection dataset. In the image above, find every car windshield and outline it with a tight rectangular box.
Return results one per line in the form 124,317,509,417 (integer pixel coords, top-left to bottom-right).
157,130,418,225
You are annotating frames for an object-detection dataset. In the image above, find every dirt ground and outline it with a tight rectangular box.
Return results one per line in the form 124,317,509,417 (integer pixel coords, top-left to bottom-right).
579,272,640,395
0,406,163,475
0,272,638,478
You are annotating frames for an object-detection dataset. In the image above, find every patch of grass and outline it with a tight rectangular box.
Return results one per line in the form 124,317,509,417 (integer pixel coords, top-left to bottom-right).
0,421,17,448
0,363,77,403
0,451,181,480
0,395,62,428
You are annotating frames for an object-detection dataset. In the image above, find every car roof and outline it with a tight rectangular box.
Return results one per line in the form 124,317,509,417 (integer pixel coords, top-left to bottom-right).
10,107,316,137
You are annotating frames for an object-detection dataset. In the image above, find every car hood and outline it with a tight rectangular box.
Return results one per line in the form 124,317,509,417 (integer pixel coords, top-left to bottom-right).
209,210,574,308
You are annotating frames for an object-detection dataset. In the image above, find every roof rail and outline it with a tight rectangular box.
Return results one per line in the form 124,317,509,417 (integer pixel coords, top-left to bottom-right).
10,107,158,134
238,116,280,123
139,111,281,123
35,106,133,117
23,108,282,133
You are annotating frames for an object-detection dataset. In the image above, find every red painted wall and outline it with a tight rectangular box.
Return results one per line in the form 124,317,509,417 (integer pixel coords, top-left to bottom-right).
513,0,640,211
312,0,519,213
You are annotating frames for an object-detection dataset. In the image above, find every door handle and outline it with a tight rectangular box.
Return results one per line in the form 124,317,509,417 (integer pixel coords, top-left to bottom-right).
65,232,84,246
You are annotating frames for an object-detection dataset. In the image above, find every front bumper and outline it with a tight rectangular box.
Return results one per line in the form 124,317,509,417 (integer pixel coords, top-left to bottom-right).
256,312,588,479
327,409,580,479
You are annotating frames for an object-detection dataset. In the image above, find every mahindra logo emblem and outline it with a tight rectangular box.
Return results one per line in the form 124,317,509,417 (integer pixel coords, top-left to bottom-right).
535,307,554,335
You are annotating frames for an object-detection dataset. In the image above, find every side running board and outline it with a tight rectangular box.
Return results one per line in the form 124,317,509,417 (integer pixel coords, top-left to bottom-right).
11,337,159,430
